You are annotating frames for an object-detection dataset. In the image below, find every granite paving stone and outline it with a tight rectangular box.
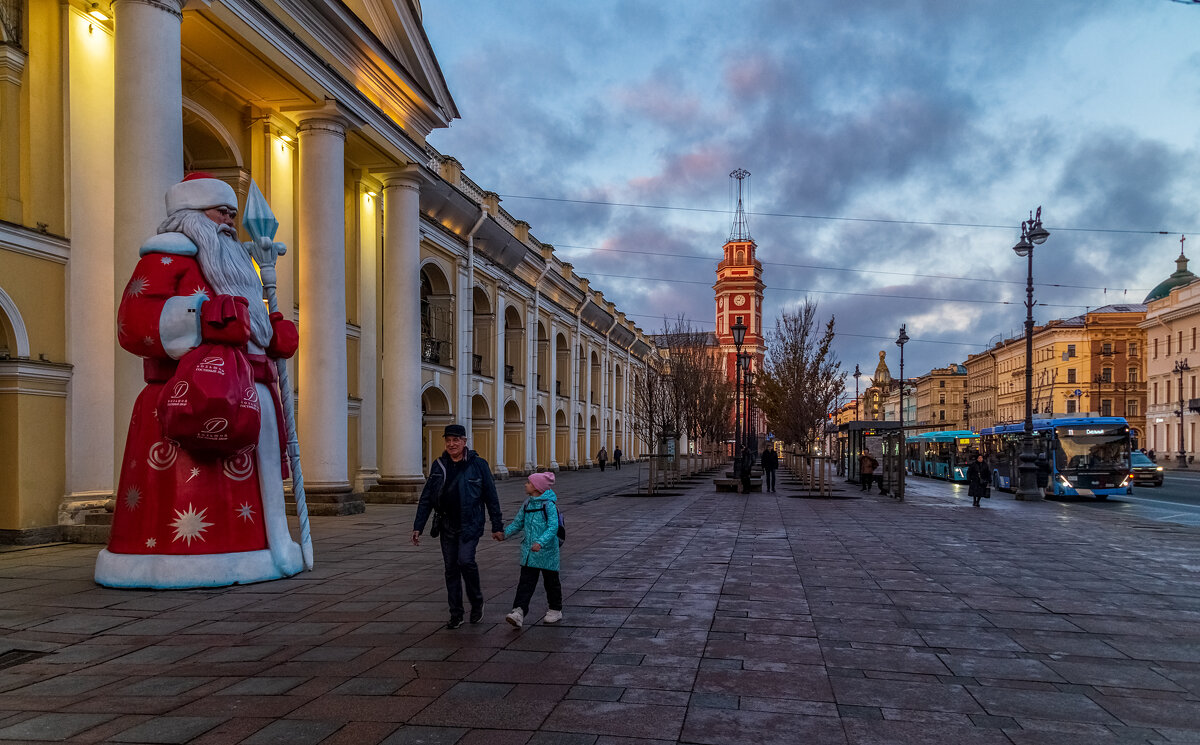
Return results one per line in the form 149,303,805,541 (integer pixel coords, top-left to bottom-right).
107,715,225,743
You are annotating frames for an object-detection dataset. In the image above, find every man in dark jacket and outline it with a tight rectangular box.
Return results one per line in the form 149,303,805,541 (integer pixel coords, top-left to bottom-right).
412,424,504,629
760,445,779,492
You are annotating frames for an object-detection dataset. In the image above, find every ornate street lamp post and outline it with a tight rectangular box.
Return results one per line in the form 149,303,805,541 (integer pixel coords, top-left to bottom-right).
896,325,909,501
853,364,862,421
731,319,746,458
1011,207,1050,500
1176,358,1191,469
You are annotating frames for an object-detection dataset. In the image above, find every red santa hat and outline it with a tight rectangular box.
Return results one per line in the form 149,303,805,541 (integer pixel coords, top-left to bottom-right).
165,172,238,214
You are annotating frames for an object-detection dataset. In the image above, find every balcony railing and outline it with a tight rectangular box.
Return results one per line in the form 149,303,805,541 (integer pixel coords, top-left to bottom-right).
1190,398,1200,414
472,354,483,375
504,364,515,383
421,337,452,366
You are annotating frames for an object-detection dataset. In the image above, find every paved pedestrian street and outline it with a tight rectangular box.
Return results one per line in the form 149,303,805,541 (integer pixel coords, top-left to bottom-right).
1,466,1199,744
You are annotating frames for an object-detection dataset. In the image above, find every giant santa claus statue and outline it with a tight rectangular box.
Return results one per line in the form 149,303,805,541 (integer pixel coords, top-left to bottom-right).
95,173,304,588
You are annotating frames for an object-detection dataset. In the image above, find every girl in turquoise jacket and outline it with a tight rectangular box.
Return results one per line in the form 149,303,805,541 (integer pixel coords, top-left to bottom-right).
503,471,562,628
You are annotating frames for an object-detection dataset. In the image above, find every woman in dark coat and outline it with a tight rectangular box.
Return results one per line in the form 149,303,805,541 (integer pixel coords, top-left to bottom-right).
966,452,989,507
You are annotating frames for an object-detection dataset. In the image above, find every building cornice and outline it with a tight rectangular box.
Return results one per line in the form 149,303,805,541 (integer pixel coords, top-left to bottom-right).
0,221,70,264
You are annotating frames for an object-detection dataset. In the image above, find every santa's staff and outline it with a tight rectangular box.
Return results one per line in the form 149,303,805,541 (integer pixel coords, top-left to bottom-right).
243,182,313,570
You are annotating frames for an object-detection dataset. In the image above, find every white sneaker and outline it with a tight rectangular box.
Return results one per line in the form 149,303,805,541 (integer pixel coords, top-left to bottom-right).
543,609,563,624
505,608,524,628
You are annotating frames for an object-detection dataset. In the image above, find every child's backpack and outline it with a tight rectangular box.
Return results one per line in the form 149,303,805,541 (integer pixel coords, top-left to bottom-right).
524,499,566,545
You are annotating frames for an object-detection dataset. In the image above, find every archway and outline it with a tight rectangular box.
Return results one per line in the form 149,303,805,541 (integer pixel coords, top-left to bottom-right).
472,286,494,377
555,409,569,467
421,385,451,471
535,405,549,468
471,394,494,464
555,333,570,399
503,400,523,473
503,306,524,384
420,264,454,367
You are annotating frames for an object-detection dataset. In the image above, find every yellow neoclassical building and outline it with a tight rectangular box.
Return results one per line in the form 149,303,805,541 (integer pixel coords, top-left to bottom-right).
962,304,1146,442
1139,249,1200,463
0,0,655,543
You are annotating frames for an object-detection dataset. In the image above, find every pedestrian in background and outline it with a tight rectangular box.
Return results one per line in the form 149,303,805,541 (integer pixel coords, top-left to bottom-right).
859,449,878,493
597,446,608,472
760,445,778,492
967,452,989,507
412,424,505,629
502,471,563,629
613,446,622,470
738,445,754,493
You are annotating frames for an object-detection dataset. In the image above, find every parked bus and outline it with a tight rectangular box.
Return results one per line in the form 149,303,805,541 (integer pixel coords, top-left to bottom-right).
979,417,1132,499
905,431,980,482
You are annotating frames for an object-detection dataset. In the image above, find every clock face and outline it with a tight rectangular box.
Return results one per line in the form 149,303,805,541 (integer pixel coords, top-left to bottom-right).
733,295,746,307
717,298,723,309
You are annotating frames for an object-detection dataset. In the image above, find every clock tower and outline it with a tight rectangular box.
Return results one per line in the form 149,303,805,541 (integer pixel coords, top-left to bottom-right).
714,169,765,369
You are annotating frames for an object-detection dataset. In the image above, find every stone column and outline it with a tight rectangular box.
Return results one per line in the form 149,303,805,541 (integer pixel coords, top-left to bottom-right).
492,289,508,478
112,0,185,478
373,165,425,500
548,320,558,471
569,324,580,469
524,299,537,472
354,178,380,492
584,342,593,466
294,103,361,514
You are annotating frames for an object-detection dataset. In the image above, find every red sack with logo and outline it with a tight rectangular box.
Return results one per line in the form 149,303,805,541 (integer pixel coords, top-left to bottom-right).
157,343,261,456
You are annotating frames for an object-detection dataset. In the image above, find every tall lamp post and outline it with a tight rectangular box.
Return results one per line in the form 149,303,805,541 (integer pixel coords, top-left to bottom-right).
896,325,909,501
1176,358,1190,469
853,364,862,421
1011,207,1050,500
731,319,746,458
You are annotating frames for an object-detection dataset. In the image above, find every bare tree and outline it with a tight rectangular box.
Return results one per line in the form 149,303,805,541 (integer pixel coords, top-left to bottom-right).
757,299,844,452
656,316,732,457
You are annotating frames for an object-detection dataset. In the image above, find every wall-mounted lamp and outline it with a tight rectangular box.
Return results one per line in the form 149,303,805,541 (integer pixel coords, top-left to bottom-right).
278,132,293,143
87,3,110,20
366,190,377,198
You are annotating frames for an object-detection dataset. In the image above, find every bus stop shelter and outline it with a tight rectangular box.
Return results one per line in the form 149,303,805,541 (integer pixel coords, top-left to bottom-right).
837,421,904,498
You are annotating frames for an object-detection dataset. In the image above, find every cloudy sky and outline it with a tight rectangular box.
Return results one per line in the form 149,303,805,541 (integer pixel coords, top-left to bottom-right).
421,1,1200,387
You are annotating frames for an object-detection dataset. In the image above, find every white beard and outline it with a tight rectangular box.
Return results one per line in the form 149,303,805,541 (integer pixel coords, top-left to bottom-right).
158,210,273,349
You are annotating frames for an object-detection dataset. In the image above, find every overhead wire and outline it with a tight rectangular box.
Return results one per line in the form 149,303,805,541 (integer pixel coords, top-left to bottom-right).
499,193,1193,236
554,244,1150,294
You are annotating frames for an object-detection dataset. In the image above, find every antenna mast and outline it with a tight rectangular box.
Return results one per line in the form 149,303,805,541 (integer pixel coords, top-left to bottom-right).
728,168,752,242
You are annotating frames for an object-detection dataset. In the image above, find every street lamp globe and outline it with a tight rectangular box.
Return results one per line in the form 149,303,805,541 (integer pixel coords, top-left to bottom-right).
731,319,747,350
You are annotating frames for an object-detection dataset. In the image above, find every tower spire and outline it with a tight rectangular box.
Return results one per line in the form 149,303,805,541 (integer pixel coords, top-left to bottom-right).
728,168,752,242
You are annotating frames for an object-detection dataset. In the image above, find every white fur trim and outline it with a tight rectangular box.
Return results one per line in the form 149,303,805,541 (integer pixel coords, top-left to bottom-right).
94,548,291,589
166,178,237,214
159,294,207,360
140,232,198,257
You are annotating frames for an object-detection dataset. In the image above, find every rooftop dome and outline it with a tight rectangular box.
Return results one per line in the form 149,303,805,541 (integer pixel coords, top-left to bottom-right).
1144,251,1197,303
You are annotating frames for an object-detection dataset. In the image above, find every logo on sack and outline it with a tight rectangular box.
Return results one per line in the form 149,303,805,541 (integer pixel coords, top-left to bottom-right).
171,381,189,398
195,356,227,376
240,386,260,411
197,418,230,441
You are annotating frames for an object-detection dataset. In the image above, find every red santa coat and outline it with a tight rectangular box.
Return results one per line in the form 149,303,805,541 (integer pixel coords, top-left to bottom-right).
96,232,302,588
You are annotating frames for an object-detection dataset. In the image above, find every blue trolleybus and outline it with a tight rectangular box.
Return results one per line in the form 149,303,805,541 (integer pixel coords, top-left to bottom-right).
979,417,1132,499
905,431,980,482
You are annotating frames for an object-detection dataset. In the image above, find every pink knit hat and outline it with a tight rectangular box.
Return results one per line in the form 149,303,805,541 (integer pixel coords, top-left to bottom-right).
528,471,555,493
